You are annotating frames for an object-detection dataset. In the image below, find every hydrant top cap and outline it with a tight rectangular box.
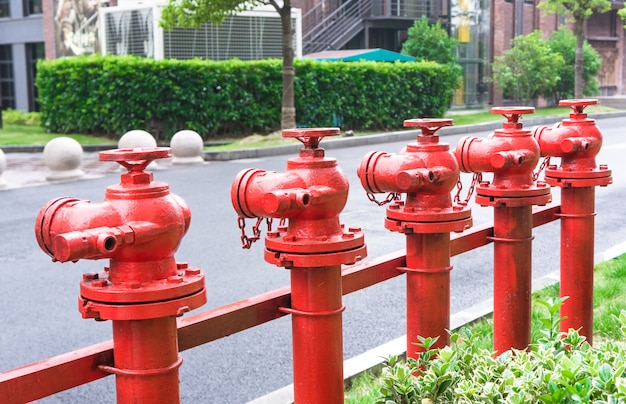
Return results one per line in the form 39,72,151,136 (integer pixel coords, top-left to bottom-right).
404,118,453,136
100,147,172,173
559,99,598,117
282,128,340,150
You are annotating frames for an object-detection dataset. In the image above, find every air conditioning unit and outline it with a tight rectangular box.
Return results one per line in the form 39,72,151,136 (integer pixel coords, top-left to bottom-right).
99,2,302,60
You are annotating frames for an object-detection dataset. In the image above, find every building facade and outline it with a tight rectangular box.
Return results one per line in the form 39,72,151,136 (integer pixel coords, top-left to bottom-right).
0,0,45,111
1,0,625,113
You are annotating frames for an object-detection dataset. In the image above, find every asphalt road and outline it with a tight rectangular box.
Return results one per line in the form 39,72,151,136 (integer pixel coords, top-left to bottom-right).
1,115,626,403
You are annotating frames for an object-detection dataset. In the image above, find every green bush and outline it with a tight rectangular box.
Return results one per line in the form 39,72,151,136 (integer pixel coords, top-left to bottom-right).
36,56,283,140
1,109,41,126
492,30,565,105
401,16,459,65
295,59,457,130
376,302,626,403
548,26,601,101
36,55,458,140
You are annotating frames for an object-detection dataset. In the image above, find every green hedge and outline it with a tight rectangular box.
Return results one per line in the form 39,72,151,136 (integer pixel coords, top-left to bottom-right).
36,55,459,140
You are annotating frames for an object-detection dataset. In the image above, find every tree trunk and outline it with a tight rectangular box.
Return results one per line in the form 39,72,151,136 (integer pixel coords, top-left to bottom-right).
574,19,584,99
279,1,296,130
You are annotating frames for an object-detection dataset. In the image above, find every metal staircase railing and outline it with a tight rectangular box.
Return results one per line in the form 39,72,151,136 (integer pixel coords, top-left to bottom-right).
302,0,373,55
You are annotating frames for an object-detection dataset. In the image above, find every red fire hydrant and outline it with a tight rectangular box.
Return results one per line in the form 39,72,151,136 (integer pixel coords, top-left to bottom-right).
35,148,206,404
532,99,612,344
455,107,551,353
231,128,366,404
357,118,471,358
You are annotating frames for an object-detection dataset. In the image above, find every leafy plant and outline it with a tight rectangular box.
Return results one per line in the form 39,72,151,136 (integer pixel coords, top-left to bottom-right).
1,109,41,126
401,16,459,66
374,302,626,403
492,30,565,105
538,0,610,98
547,26,601,101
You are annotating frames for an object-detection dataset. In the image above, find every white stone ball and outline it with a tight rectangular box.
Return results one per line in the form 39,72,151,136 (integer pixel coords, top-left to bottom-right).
118,130,157,149
118,130,159,169
170,130,205,165
43,137,84,181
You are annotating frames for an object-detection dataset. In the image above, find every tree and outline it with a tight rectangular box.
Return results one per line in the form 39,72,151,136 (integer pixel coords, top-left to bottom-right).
401,17,458,65
539,0,610,99
160,0,296,130
492,30,565,105
547,25,601,101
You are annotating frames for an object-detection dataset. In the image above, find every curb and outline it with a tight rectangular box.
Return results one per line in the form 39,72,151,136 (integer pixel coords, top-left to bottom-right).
204,111,626,161
247,240,626,404
1,144,118,153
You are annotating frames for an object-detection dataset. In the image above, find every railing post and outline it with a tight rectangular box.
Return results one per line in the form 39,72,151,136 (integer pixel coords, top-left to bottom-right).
230,128,366,403
532,99,612,344
357,118,471,357
454,107,551,353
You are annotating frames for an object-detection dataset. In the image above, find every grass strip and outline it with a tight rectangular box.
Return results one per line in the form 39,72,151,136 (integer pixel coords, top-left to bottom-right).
0,105,619,149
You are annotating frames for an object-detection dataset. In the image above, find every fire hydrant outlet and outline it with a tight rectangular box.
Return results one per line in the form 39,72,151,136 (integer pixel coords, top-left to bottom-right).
231,128,366,266
35,147,206,321
232,127,361,403
532,99,612,188
358,118,471,232
454,107,551,206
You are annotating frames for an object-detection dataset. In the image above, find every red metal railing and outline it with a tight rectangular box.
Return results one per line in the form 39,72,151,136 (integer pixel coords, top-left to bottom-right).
0,204,560,402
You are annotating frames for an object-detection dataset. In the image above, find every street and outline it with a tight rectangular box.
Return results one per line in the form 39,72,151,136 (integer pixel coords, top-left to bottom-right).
1,115,625,403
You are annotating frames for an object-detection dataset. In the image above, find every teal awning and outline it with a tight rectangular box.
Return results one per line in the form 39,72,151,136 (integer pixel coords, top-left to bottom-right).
303,48,415,62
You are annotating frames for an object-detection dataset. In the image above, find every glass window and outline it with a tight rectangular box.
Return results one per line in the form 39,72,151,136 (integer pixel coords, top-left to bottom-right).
0,45,15,109
24,0,43,15
26,43,44,111
0,0,10,18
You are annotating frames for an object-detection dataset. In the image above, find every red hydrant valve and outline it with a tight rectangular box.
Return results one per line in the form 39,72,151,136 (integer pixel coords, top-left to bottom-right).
532,99,612,188
532,99,612,344
35,147,206,321
232,128,362,403
357,117,471,356
358,118,471,234
455,107,551,207
231,128,366,268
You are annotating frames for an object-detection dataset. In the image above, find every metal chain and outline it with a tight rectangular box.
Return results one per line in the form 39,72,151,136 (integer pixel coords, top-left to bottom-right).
238,216,273,249
366,191,401,206
533,156,551,181
454,172,482,205
453,178,463,205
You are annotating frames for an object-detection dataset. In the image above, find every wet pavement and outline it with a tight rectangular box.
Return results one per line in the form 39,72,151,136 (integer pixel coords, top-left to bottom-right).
1,151,177,190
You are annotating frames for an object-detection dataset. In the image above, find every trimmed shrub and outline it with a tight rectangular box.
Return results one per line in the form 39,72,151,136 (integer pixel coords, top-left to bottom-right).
36,55,458,140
